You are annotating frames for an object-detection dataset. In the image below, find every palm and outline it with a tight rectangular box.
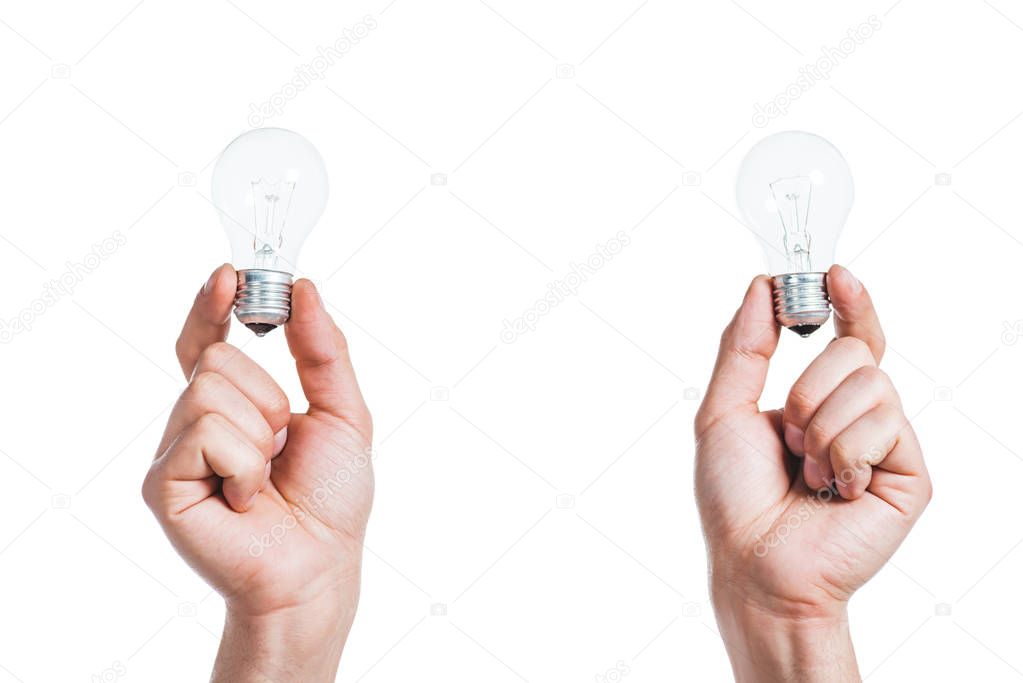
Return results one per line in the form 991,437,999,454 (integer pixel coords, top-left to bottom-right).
697,410,917,611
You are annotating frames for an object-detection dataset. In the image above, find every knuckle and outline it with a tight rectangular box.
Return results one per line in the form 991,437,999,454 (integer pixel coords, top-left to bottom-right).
193,411,229,436
266,390,291,421
718,321,735,352
694,405,713,436
174,335,189,363
880,402,905,425
902,473,933,518
785,385,817,425
253,420,275,455
141,470,158,510
829,433,858,471
197,342,237,371
855,363,885,382
830,336,873,363
804,419,833,456
188,371,227,399
334,327,351,355
234,436,267,474
830,437,872,485
848,365,889,393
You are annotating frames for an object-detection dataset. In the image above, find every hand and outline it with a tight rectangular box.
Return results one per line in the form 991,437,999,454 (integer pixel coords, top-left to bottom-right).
143,264,373,682
694,265,931,682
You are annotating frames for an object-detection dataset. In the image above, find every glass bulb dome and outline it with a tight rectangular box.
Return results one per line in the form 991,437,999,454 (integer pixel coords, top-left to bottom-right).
211,127,328,274
736,131,853,276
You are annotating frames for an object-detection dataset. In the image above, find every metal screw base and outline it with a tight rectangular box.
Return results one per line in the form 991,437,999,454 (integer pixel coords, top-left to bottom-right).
235,269,292,336
771,272,830,337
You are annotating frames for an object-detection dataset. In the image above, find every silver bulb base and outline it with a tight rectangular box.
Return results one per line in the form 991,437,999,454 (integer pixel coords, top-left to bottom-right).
235,269,293,336
771,272,830,337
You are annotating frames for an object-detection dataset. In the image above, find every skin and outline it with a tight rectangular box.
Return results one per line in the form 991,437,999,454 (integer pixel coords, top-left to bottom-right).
694,264,932,682
142,264,373,682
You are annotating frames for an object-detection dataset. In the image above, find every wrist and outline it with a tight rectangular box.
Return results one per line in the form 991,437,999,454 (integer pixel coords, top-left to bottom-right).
713,590,858,682
213,587,358,683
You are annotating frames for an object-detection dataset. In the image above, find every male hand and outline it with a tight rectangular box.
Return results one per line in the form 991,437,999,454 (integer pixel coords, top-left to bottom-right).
694,265,931,682
143,264,373,682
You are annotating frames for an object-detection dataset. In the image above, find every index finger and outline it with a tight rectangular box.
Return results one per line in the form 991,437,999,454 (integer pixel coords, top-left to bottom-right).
696,275,779,433
828,264,885,363
175,263,236,378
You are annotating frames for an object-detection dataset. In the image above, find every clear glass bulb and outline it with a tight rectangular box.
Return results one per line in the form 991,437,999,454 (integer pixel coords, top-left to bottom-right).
211,128,329,336
735,131,854,336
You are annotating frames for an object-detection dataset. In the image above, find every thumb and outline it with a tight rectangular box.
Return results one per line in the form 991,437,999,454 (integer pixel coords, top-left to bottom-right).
828,264,885,363
284,280,371,437
696,275,779,433
175,263,235,378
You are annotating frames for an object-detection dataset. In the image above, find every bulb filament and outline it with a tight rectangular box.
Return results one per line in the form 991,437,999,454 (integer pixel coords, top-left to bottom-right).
250,178,296,270
769,176,813,272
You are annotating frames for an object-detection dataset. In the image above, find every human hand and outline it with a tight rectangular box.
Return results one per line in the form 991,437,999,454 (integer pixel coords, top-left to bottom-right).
694,265,931,682
143,264,373,682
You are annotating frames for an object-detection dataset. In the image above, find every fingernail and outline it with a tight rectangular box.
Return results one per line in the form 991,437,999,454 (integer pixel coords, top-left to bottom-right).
784,424,805,456
804,457,823,485
841,266,862,295
201,266,220,296
272,427,288,456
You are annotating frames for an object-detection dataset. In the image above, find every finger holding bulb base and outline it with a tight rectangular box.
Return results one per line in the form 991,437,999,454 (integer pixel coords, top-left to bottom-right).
736,131,853,337
211,127,329,337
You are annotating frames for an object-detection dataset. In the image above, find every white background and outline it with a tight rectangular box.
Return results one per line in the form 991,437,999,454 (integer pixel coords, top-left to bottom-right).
0,0,1021,680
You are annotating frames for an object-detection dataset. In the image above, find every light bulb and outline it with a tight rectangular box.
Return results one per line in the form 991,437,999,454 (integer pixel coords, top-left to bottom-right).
211,127,329,336
735,131,854,337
